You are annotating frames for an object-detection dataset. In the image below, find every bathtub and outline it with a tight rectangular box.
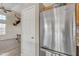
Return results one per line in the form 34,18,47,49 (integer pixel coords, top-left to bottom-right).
0,38,20,56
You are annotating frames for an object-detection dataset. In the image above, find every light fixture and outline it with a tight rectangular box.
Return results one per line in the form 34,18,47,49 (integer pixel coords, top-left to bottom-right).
0,3,21,26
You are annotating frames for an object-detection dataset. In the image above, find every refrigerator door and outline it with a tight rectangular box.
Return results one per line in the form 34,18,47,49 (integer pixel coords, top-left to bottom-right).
40,4,76,56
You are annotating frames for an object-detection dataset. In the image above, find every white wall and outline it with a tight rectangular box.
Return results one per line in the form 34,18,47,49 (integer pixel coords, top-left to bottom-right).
0,14,21,40
0,3,36,40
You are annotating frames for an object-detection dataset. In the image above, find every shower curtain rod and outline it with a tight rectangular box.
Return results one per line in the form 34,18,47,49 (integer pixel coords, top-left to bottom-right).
52,3,67,8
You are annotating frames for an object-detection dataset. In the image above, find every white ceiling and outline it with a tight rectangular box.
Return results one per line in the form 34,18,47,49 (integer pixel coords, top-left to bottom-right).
1,3,53,10
0,3,34,14
2,3,24,10
0,3,53,14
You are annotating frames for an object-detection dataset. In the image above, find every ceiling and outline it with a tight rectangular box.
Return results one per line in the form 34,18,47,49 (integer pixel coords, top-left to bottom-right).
0,3,53,14
0,3,34,14
1,3,53,10
1,3,24,10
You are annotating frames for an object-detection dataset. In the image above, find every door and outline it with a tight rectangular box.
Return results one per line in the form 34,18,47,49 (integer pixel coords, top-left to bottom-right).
21,4,39,56
40,4,76,56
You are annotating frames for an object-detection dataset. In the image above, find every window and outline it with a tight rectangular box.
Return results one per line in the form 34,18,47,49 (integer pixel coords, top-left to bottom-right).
0,15,6,35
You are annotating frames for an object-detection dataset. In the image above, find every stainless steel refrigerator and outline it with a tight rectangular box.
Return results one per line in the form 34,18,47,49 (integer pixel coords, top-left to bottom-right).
39,4,76,56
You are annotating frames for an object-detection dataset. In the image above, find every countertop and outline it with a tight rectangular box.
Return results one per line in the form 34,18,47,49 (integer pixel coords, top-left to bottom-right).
76,37,79,46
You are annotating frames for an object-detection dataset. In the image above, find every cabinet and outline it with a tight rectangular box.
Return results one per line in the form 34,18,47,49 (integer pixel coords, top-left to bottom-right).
76,4,79,26
21,4,39,56
76,3,79,56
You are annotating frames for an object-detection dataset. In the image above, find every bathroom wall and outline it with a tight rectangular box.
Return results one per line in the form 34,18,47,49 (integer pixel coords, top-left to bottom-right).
0,14,21,40
0,3,37,40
